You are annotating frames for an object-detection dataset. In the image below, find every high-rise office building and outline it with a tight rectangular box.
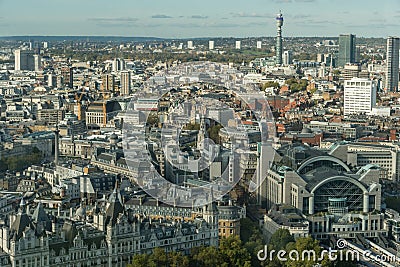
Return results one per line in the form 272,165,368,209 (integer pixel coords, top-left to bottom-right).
344,78,377,116
61,67,74,89
102,74,115,93
112,58,125,72
187,41,194,49
283,50,292,65
257,41,262,49
235,41,241,50
385,36,400,91
355,46,361,63
338,34,356,67
120,71,131,96
14,49,35,71
275,11,284,65
324,54,335,68
47,73,56,88
33,55,41,71
209,40,214,50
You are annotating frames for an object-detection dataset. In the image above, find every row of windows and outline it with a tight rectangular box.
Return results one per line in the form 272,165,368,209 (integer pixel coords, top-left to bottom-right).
16,255,47,267
345,82,372,87
219,222,235,227
219,228,235,234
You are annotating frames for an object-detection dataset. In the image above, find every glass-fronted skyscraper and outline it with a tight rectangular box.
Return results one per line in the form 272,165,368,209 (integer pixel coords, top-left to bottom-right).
385,36,400,92
338,34,356,67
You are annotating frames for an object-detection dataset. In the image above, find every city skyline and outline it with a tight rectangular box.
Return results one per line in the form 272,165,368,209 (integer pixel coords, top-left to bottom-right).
0,0,399,38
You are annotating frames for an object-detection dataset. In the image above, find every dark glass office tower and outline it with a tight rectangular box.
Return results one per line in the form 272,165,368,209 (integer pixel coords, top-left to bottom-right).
385,36,400,92
338,34,356,67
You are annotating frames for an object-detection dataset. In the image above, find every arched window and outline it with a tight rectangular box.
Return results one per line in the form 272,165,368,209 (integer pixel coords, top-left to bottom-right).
312,178,364,212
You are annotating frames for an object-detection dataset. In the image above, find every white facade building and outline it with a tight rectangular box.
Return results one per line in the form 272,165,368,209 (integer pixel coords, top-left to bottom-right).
0,189,219,267
209,40,215,50
283,50,292,65
344,78,377,116
235,41,241,50
187,40,194,49
33,55,41,71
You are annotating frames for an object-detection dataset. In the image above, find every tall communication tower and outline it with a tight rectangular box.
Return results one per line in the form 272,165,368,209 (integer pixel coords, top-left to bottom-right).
276,11,284,65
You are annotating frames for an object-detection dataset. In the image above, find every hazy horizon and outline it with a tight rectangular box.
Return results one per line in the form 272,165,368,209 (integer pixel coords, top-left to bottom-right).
0,0,399,38
0,35,391,39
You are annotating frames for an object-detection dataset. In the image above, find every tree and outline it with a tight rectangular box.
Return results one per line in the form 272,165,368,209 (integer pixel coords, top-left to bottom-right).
296,53,314,61
244,241,265,267
130,253,153,267
129,234,355,267
183,123,200,131
191,246,226,267
261,82,280,90
130,249,189,267
282,237,357,267
150,248,168,266
284,236,328,267
3,148,43,171
286,78,308,93
219,235,252,267
207,125,223,144
269,229,295,251
168,251,189,267
146,113,159,126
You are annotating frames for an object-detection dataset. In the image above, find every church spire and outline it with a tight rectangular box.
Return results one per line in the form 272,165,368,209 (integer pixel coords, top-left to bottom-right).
105,178,124,226
197,116,207,150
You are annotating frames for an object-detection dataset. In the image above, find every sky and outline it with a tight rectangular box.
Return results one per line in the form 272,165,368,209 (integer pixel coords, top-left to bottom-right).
0,0,399,38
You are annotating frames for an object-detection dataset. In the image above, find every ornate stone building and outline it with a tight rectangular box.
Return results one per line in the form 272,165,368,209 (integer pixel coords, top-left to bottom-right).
0,185,219,267
263,144,385,241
